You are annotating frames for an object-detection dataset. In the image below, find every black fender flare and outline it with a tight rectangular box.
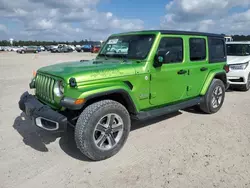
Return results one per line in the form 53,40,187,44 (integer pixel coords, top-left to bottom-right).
84,89,138,114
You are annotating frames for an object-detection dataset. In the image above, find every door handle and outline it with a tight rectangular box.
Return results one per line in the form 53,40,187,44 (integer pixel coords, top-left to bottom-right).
177,70,187,75
200,67,208,71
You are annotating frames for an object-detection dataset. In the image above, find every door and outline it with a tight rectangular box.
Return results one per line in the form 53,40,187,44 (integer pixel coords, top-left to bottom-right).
26,47,31,53
186,37,210,97
149,36,189,106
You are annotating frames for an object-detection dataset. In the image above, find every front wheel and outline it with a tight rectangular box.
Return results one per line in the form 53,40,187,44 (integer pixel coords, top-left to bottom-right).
75,100,131,161
199,79,225,114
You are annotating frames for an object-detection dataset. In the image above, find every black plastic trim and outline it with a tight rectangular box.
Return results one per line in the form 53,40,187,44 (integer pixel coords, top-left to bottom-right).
69,77,77,87
133,97,202,120
29,78,36,89
85,89,137,114
18,91,67,133
60,97,84,110
116,30,224,38
123,81,133,90
214,72,228,86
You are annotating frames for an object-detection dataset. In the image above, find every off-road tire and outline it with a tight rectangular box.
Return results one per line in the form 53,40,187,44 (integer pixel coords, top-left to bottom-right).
239,73,250,91
75,100,131,161
199,79,225,114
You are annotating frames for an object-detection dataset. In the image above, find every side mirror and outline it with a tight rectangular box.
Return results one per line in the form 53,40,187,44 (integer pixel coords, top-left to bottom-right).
153,50,169,68
153,55,163,68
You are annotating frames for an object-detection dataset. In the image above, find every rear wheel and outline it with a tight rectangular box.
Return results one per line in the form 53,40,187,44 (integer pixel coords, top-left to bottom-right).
199,79,225,114
75,100,131,161
240,73,250,91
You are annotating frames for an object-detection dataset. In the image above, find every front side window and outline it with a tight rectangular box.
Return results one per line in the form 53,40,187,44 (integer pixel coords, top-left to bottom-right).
226,44,250,56
98,34,155,60
189,38,206,61
156,37,183,64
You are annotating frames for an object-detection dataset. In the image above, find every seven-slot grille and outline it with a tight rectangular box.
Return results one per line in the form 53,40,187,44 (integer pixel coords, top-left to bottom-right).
35,73,56,102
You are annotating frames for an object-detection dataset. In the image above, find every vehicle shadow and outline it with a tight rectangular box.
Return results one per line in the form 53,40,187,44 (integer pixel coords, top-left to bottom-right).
13,110,183,162
226,86,246,92
59,127,93,161
13,112,60,152
182,106,207,115
226,87,235,92
13,112,92,161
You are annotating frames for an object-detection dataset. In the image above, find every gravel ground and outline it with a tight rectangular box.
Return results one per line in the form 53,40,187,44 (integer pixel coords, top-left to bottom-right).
0,51,250,188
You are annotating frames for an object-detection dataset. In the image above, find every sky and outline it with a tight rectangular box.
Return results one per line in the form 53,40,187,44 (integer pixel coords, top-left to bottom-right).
0,0,250,41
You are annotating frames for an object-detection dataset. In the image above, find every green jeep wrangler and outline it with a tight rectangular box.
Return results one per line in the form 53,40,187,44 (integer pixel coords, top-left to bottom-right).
19,30,229,161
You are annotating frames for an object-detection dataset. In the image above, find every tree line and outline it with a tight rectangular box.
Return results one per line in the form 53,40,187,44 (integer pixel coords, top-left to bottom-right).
1,35,250,46
0,39,102,46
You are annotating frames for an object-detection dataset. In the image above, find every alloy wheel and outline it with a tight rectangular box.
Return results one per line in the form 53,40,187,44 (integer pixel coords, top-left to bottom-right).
211,86,223,108
93,113,124,150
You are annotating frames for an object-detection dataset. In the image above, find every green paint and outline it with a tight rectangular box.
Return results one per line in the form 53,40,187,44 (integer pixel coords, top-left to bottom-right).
32,30,226,112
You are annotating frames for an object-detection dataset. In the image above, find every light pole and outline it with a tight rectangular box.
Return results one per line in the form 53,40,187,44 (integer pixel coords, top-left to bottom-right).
9,38,14,46
100,40,104,47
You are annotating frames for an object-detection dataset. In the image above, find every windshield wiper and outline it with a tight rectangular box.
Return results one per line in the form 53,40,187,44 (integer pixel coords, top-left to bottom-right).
111,54,129,62
98,53,108,60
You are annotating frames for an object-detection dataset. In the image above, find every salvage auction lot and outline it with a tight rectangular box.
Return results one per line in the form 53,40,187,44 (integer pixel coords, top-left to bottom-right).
0,52,250,188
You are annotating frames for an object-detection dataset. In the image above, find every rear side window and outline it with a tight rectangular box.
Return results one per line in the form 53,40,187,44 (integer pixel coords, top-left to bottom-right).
189,38,206,61
208,37,226,63
157,37,183,64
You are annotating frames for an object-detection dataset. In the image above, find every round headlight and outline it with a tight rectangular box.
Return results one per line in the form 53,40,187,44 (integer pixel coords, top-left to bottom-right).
59,82,64,93
54,81,64,97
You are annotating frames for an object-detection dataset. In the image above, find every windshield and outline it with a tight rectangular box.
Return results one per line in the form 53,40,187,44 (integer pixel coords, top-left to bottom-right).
98,34,155,60
227,44,250,56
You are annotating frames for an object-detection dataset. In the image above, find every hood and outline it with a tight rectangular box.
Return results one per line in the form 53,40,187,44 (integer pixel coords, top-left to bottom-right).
38,58,136,83
227,55,250,65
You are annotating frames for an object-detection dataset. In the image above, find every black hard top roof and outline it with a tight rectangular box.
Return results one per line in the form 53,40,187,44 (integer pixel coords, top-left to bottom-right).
159,30,223,37
117,30,224,38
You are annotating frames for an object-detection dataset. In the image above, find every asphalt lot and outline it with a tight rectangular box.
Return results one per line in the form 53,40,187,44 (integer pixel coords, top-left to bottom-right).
0,51,250,188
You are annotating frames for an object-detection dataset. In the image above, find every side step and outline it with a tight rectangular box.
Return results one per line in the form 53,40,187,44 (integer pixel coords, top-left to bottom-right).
134,97,202,120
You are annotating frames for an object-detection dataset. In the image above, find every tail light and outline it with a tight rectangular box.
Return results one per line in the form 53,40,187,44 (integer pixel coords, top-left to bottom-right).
224,64,229,73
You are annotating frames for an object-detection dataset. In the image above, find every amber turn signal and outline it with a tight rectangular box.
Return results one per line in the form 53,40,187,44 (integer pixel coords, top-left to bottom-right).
33,70,37,77
74,99,85,105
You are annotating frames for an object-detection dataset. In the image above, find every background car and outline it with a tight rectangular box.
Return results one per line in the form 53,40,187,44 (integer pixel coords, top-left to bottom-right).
76,45,92,52
68,45,76,51
39,46,45,51
51,45,73,53
17,46,40,54
117,46,128,53
91,45,101,53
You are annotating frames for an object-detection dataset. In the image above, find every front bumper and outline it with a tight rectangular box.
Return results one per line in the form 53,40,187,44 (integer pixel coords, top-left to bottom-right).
227,69,249,85
18,91,67,132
